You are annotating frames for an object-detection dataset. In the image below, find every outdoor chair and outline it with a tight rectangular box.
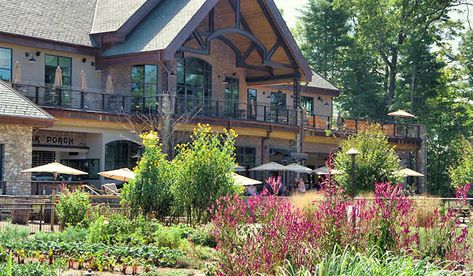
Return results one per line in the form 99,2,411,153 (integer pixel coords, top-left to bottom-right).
102,183,120,196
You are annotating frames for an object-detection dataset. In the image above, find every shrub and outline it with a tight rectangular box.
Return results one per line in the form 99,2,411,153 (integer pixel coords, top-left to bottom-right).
154,226,182,249
334,124,401,194
449,137,473,197
0,223,29,244
122,131,174,218
173,124,239,224
34,226,88,243
189,225,216,248
88,214,133,245
55,188,91,229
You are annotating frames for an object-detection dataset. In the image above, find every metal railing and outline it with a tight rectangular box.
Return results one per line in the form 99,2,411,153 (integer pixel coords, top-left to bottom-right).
304,115,422,139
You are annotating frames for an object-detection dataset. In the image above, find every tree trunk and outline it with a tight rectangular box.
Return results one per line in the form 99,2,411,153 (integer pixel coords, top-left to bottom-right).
388,49,398,104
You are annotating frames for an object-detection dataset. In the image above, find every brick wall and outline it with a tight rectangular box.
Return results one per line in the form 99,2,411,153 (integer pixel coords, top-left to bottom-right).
0,124,32,195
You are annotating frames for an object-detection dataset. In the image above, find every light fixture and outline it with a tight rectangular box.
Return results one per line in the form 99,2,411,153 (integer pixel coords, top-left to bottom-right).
90,61,95,66
25,51,39,63
34,51,41,57
81,57,87,63
28,55,36,63
347,148,360,157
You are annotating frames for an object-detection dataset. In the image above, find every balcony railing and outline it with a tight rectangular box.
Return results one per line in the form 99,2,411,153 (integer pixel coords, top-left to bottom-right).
304,114,422,140
12,83,298,126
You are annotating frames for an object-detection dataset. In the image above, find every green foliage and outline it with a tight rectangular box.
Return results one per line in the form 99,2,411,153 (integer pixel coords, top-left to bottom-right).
449,138,473,194
122,131,174,218
172,124,239,224
0,257,66,276
55,188,91,229
33,226,88,243
0,223,29,244
334,125,401,193
88,213,134,245
189,225,216,248
278,246,454,276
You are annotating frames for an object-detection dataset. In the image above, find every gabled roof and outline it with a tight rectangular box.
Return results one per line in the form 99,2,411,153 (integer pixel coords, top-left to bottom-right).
102,0,210,57
0,0,97,47
0,80,53,121
91,0,149,34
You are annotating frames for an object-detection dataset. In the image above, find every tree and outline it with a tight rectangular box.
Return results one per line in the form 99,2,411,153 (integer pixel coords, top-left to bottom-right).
334,125,401,194
121,131,174,218
449,137,473,196
172,124,239,224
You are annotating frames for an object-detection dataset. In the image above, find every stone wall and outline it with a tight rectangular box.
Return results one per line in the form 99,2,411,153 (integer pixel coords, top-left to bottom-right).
0,124,33,195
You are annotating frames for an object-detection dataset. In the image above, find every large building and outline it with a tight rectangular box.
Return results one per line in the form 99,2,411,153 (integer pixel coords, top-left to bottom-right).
0,0,424,195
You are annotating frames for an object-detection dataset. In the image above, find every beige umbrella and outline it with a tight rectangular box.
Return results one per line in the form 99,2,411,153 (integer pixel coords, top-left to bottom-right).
79,70,87,91
313,166,343,175
105,74,113,93
13,61,21,84
22,162,87,175
54,66,63,88
387,110,416,118
99,168,135,182
395,168,424,177
249,162,288,171
285,163,312,173
232,173,262,186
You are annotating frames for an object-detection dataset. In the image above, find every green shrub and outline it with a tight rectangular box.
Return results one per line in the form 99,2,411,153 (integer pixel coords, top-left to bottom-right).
0,223,29,244
88,214,133,245
34,226,88,243
189,225,216,248
154,226,182,249
334,124,401,194
449,137,473,197
55,188,91,229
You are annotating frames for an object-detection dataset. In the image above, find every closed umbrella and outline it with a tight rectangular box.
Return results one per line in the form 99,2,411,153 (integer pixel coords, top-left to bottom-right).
105,74,113,93
99,168,135,182
232,173,262,186
249,162,288,171
395,168,424,177
387,110,415,118
285,163,312,173
22,162,87,176
79,70,87,91
13,61,21,84
313,166,343,175
54,66,63,88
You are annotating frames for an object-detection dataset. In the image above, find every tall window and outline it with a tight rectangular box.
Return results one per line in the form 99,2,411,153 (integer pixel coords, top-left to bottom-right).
105,141,141,170
301,96,314,116
176,57,212,112
247,88,257,119
0,48,12,81
236,147,256,168
131,65,158,112
45,55,72,86
224,77,239,115
270,92,286,121
0,145,4,182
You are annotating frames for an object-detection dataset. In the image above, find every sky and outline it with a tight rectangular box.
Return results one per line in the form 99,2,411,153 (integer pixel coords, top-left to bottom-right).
274,0,308,28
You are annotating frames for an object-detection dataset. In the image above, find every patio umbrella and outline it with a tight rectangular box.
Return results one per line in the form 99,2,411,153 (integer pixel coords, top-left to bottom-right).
249,162,288,171
285,163,312,173
232,173,262,186
387,110,416,118
79,70,87,91
395,168,424,177
13,61,21,84
313,166,343,175
99,168,135,182
22,162,87,175
54,66,63,88
105,74,113,93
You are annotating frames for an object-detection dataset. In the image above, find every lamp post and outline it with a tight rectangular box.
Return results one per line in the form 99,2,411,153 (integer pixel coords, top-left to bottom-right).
347,148,360,197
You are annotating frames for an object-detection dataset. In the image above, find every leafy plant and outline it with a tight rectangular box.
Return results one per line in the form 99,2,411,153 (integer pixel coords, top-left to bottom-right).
334,124,401,194
55,188,91,229
0,223,29,244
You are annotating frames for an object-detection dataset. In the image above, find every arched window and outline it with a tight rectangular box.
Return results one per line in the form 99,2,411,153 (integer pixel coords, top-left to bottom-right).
105,140,141,170
176,57,212,112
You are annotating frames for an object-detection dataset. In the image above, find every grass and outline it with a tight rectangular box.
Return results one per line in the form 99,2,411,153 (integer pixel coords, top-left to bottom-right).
289,191,324,211
278,246,459,276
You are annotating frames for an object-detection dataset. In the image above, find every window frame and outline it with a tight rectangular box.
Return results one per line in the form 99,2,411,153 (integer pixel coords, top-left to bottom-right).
45,54,72,87
176,57,212,104
0,47,12,81
131,64,158,112
301,96,314,115
236,146,256,168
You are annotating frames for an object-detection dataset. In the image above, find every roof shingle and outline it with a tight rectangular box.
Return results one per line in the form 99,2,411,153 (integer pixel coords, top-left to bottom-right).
91,0,148,34
0,81,53,120
0,0,97,47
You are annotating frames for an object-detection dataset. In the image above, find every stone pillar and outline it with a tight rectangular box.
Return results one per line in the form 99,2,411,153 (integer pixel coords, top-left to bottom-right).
416,124,427,194
0,124,33,195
